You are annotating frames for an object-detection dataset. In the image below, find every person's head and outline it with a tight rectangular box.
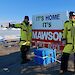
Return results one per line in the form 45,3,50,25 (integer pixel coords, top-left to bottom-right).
69,11,75,21
24,16,29,23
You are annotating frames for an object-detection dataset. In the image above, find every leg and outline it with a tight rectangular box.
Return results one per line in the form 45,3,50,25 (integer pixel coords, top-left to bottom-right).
60,52,70,73
25,46,30,60
74,53,75,71
60,44,73,73
20,45,30,64
20,45,28,63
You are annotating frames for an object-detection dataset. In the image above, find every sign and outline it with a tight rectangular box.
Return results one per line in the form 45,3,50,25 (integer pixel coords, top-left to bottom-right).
32,11,69,30
32,30,62,42
32,11,69,50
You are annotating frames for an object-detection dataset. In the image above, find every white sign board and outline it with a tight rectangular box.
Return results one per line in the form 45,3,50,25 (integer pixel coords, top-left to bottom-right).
32,11,69,30
32,11,69,50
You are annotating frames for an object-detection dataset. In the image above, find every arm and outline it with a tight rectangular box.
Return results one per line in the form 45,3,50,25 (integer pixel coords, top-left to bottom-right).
27,25,32,42
62,21,68,44
9,23,21,28
62,21,68,39
14,23,21,28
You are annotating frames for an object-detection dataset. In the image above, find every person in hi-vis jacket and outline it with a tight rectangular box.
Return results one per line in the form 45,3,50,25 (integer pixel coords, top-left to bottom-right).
60,11,75,74
9,16,32,64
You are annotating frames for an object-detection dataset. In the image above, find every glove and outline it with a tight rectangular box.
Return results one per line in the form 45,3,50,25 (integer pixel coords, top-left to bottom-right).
61,38,67,45
9,23,15,28
22,41,30,46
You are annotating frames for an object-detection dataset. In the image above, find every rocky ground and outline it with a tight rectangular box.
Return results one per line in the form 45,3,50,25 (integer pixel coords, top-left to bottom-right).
0,45,75,75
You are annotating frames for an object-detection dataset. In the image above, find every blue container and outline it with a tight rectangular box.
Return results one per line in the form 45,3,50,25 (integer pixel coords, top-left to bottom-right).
34,56,46,65
48,49,56,63
34,48,46,57
33,48,56,65
45,48,53,56
34,48,53,57
45,57,51,64
34,56,52,65
53,49,56,62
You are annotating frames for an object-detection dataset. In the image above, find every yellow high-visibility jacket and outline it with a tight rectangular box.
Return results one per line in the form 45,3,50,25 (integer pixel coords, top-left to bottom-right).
62,20,75,53
14,21,32,47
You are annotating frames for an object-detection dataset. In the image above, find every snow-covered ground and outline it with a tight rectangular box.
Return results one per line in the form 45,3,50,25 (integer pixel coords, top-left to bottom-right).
0,28,20,37
0,28,20,47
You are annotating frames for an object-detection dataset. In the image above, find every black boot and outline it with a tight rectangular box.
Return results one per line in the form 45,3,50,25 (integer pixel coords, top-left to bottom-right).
60,53,70,74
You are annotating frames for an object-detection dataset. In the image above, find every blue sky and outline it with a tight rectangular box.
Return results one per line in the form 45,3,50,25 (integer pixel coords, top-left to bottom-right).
0,0,75,23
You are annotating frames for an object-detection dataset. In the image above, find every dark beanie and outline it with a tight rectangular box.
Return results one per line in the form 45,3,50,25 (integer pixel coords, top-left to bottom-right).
24,16,29,20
